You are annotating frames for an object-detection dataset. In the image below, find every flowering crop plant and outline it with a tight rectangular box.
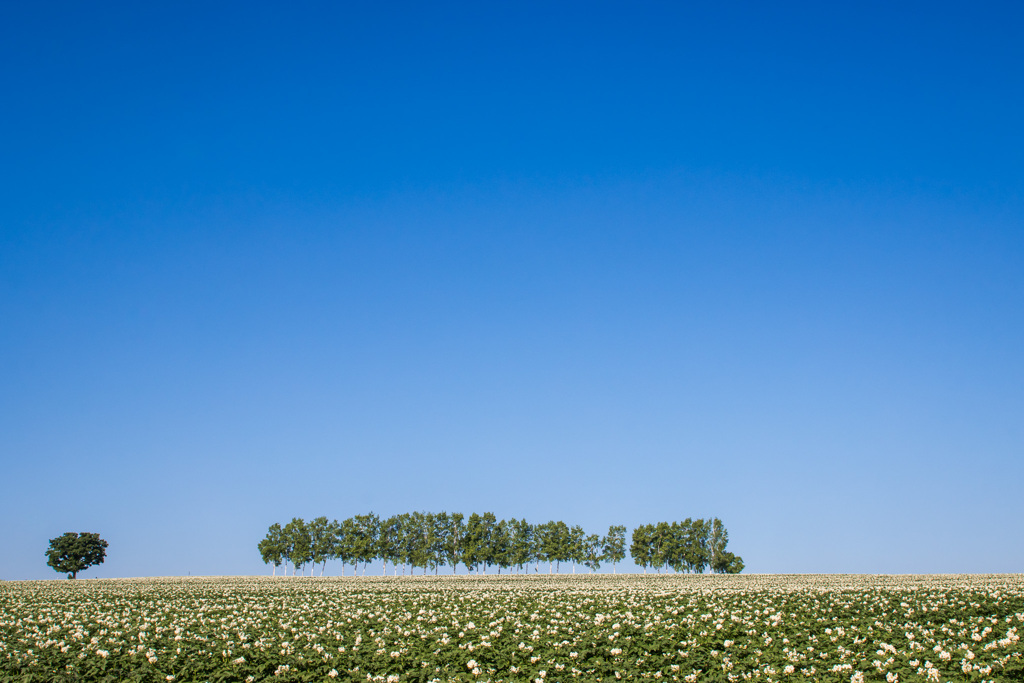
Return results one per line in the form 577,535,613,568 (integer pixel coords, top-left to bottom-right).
1,574,1021,683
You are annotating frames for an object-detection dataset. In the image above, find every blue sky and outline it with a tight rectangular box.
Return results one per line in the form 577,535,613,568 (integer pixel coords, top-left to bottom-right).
2,1,1022,579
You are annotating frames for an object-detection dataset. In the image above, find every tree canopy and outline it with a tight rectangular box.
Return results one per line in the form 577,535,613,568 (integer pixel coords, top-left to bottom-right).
258,513,744,576
45,532,108,579
629,518,744,574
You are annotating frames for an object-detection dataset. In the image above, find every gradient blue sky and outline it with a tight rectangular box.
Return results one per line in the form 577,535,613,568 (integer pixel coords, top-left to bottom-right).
2,1,1022,579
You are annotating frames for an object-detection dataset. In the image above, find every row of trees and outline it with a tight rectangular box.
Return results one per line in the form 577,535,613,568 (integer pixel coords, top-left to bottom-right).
258,513,627,576
258,513,743,576
631,518,744,574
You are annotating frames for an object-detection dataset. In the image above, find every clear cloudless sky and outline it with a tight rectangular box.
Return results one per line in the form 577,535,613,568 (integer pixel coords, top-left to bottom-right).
1,1,1022,579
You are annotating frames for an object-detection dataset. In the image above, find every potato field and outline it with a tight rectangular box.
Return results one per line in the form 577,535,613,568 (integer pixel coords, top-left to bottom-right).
1,574,1022,683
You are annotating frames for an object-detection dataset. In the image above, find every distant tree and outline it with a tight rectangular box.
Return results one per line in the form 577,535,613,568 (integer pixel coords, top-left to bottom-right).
678,518,699,573
377,515,401,575
420,511,439,574
283,518,313,576
688,518,711,573
422,512,443,575
352,512,380,575
537,521,558,573
664,521,685,573
707,518,744,573
463,512,501,574
442,512,465,574
568,525,586,574
258,523,287,576
603,525,626,573
430,511,452,574
509,519,534,574
463,513,485,574
650,521,672,573
630,524,653,574
408,511,431,574
308,516,333,576
325,519,342,573
491,518,512,574
555,521,572,572
279,521,295,572
708,517,728,571
583,533,603,572
333,517,360,576
480,512,498,574
46,532,107,579
395,512,413,574
531,522,547,573
539,521,570,573
719,552,744,574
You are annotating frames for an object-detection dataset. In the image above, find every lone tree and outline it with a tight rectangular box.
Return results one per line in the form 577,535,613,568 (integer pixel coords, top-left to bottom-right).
46,532,108,579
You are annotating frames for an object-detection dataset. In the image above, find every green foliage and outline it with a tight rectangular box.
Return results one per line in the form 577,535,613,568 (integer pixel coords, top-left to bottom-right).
441,512,464,573
567,525,586,573
257,523,286,575
490,518,511,574
714,550,745,574
508,519,533,573
536,520,571,573
335,517,359,574
603,524,626,572
582,533,603,572
283,518,312,575
256,512,743,576
44,532,107,579
630,524,653,573
630,518,743,575
463,513,484,573
353,512,380,574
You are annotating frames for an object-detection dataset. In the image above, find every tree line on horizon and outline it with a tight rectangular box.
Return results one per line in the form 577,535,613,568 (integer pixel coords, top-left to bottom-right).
631,519,744,574
257,512,743,576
